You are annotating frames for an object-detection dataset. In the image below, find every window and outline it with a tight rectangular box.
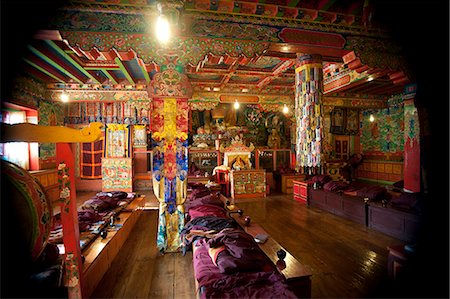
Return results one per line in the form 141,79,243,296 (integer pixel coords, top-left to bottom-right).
1,106,38,170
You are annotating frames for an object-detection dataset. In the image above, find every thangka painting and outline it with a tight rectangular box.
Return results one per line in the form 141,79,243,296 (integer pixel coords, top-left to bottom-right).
133,125,147,148
101,157,132,192
105,124,130,158
152,98,189,253
345,109,359,135
330,107,346,134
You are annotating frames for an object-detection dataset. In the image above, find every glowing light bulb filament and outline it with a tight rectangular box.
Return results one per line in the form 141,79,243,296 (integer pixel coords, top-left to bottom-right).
156,15,170,43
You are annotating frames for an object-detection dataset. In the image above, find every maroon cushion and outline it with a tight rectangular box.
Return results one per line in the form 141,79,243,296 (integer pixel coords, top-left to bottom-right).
186,195,223,210
356,185,388,201
189,188,211,201
390,192,422,210
207,229,273,274
312,175,332,185
323,181,349,192
188,204,227,220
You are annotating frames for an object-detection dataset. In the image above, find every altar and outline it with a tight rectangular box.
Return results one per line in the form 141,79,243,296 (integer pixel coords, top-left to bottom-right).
220,135,266,199
230,169,266,199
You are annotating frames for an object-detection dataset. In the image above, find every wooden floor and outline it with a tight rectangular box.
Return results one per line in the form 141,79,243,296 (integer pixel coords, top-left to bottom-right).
88,192,409,298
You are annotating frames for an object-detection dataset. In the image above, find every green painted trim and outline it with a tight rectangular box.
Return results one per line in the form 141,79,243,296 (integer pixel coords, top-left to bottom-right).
85,67,119,71
114,57,135,85
101,69,118,84
288,0,300,7
27,45,84,84
319,0,338,11
140,64,151,83
45,40,100,84
357,178,394,185
23,58,66,83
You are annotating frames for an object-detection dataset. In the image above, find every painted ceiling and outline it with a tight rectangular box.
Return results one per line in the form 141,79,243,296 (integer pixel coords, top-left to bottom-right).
18,0,411,107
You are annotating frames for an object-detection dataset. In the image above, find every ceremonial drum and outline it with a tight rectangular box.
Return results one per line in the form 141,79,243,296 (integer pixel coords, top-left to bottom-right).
1,159,53,261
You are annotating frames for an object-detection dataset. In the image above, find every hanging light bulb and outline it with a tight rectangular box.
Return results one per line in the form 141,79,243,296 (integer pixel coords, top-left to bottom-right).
233,100,240,109
156,14,170,43
282,104,289,114
60,91,69,103
369,114,375,122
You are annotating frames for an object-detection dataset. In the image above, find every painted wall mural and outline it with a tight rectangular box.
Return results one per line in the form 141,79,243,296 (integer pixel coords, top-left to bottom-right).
10,75,48,109
38,100,64,168
64,101,151,125
360,104,404,155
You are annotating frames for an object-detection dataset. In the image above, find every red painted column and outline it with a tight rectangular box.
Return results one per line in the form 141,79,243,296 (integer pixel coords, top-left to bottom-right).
56,143,83,298
403,85,421,192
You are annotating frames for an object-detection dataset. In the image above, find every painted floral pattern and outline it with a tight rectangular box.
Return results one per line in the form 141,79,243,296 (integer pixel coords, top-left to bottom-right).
361,105,404,153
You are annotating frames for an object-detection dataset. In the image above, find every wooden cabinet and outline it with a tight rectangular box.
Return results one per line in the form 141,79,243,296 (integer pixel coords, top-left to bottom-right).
387,244,409,280
255,148,293,172
334,135,350,160
308,190,421,241
281,174,305,194
230,169,266,199
309,190,367,225
132,149,152,191
368,204,421,243
188,149,221,176
293,180,309,204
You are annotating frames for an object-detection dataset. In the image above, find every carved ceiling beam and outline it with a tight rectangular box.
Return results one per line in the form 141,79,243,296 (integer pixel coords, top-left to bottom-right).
45,40,101,84
322,96,387,109
255,59,295,88
100,69,119,85
219,56,246,88
86,70,107,84
25,66,57,83
23,56,68,83
48,89,150,102
27,45,86,84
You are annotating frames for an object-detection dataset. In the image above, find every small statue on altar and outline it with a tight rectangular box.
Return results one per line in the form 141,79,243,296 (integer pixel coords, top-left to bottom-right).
197,126,205,134
232,156,245,171
231,134,242,145
267,129,281,149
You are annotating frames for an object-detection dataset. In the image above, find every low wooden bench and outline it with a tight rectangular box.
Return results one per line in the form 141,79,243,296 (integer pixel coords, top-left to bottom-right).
82,196,145,298
219,194,312,298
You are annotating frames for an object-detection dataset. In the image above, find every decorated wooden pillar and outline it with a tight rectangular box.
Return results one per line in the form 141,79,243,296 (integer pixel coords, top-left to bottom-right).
294,54,324,174
56,144,83,298
403,84,420,192
149,59,192,252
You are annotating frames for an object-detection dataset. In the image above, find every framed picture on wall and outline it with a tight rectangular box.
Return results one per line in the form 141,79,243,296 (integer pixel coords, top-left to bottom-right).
345,109,359,135
330,107,346,134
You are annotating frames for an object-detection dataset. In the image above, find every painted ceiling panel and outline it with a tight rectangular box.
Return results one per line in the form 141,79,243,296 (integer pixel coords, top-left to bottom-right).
228,75,260,83
111,69,126,80
270,77,294,85
187,74,222,81
245,56,282,69
123,60,145,80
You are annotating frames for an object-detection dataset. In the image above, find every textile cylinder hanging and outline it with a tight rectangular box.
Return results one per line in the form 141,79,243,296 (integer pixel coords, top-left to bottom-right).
151,97,189,252
150,57,192,253
295,54,324,175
